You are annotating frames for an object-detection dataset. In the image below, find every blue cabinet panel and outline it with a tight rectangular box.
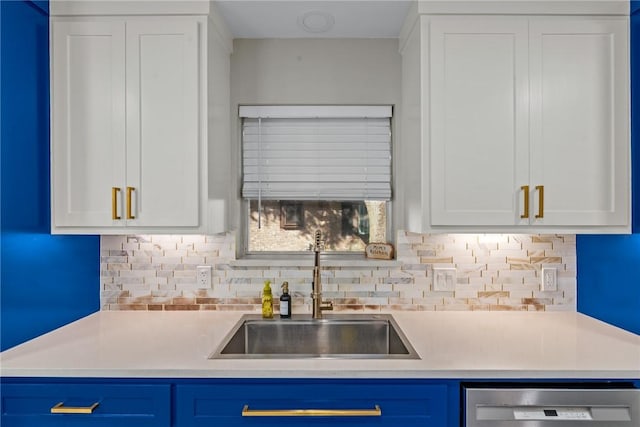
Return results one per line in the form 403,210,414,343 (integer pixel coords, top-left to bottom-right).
31,1,49,14
176,381,449,427
1,0,50,232
0,383,171,427
0,0,100,351
577,235,640,335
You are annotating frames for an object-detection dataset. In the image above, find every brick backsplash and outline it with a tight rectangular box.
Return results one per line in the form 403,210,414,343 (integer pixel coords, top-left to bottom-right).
100,232,576,312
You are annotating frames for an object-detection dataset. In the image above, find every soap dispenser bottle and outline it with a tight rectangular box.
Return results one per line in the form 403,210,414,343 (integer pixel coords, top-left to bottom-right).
262,280,273,319
280,281,292,318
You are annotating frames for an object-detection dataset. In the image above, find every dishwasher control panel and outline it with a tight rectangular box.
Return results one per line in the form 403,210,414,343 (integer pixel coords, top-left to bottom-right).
464,385,639,427
513,407,592,420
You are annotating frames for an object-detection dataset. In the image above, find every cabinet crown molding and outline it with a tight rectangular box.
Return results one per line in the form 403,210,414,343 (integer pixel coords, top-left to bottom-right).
50,0,212,16
414,0,629,16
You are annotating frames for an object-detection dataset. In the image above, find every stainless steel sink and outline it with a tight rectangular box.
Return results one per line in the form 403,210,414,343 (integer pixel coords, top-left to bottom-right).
210,314,419,359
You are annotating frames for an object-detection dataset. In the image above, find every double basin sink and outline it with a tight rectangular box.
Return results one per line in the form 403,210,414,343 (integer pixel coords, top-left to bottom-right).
210,314,419,359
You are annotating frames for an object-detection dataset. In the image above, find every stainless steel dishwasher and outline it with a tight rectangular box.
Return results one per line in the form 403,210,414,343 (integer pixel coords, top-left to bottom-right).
464,384,640,426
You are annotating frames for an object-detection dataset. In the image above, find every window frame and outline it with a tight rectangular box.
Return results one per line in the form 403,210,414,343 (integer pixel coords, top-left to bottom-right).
238,105,396,259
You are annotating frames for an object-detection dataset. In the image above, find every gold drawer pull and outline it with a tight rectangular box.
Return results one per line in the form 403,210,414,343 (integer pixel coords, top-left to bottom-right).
51,402,99,414
241,404,381,417
126,186,136,219
535,185,544,219
111,187,121,220
520,185,529,219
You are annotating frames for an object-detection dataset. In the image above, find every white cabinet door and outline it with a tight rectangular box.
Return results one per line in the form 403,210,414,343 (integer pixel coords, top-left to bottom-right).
430,18,529,226
529,18,629,227
125,20,200,227
51,21,126,227
428,16,629,231
51,18,204,232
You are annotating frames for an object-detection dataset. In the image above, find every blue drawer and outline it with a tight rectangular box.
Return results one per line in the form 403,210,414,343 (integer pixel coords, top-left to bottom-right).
1,383,171,427
175,381,448,427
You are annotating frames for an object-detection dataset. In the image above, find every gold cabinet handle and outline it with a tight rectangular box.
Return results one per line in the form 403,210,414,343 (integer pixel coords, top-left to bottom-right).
241,404,381,417
126,186,136,219
111,187,121,220
51,402,99,414
535,185,544,218
520,185,529,219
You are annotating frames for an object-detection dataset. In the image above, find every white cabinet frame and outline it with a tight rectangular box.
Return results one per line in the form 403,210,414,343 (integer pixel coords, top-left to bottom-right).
412,15,630,233
51,16,209,234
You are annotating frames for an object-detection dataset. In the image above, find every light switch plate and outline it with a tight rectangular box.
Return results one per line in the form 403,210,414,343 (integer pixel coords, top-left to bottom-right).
433,267,456,291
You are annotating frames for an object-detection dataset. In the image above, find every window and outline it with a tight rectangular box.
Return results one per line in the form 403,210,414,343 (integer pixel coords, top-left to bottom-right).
240,106,392,253
247,200,387,252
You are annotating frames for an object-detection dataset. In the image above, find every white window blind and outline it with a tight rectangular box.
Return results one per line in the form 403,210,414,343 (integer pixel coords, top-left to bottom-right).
240,106,392,201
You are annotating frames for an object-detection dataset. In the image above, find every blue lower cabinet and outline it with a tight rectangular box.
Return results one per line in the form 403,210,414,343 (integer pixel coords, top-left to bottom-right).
0,383,171,426
175,381,448,426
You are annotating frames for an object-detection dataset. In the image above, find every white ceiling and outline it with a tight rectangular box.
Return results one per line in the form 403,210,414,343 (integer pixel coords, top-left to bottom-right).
214,1,412,39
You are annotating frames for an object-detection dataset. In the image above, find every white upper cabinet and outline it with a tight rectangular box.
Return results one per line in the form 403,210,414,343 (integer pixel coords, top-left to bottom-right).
51,21,127,228
430,18,530,226
411,13,630,233
528,18,629,228
124,21,200,228
51,16,207,234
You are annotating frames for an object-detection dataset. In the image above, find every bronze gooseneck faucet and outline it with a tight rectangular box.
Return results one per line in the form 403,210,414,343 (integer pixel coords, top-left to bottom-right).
311,230,333,319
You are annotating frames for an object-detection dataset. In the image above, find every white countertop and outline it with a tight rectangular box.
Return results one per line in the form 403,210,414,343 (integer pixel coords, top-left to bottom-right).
1,311,638,379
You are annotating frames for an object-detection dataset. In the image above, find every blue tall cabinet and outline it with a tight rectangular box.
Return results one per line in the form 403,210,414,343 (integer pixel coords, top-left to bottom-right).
0,0,100,351
576,2,640,335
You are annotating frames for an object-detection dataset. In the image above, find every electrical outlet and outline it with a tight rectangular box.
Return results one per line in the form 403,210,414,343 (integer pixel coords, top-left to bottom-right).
197,266,212,288
541,267,557,291
433,267,456,291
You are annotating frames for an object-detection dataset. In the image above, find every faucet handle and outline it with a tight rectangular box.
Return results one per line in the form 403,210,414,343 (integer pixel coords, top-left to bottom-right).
320,300,333,311
314,230,325,252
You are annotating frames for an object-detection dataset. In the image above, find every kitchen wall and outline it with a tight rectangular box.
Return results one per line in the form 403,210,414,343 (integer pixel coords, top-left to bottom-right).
100,232,576,312
231,38,401,106
635,5,640,235
94,38,574,313
228,38,403,232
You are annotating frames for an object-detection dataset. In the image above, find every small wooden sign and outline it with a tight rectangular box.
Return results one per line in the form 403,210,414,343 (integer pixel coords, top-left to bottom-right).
365,243,394,260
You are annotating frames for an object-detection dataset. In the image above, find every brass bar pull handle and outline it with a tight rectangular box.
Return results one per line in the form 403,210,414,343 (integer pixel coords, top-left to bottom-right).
520,185,530,219
51,402,99,414
241,404,381,417
535,185,544,218
126,186,136,220
111,187,121,220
